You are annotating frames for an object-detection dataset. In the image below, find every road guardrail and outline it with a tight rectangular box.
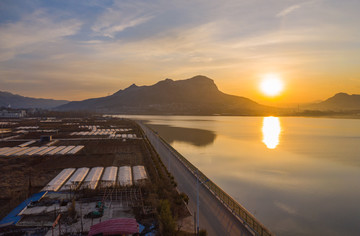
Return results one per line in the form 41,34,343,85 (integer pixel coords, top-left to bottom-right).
138,122,274,236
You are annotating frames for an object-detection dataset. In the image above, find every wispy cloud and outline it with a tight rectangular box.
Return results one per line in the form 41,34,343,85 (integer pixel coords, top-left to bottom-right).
277,4,302,17
0,10,82,61
92,2,156,38
96,16,152,38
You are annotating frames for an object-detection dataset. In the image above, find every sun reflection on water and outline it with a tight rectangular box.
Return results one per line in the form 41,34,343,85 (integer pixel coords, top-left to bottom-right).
262,116,281,149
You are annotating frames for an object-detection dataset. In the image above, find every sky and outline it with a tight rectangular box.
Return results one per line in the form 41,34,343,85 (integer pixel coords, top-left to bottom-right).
0,0,359,106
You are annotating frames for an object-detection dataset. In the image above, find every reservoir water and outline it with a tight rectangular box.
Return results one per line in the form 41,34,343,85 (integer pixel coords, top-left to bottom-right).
120,115,360,236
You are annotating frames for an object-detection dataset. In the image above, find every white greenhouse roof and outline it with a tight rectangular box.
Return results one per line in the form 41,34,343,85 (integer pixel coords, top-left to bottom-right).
46,146,66,155
60,167,89,191
42,168,76,192
118,166,133,187
81,167,104,190
100,166,118,188
66,145,84,155
56,145,76,155
133,166,148,183
26,146,48,156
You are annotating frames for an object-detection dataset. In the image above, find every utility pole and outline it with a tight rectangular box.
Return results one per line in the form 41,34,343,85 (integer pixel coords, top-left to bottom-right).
194,211,197,235
80,201,83,233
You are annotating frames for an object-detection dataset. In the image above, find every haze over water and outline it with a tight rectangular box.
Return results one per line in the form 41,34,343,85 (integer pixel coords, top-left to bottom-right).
121,115,360,236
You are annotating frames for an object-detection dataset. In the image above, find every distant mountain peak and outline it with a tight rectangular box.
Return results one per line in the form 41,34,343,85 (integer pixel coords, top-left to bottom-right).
326,92,358,102
152,75,217,91
307,92,360,111
154,78,174,86
128,83,138,89
113,83,139,95
333,92,349,97
189,75,215,84
189,75,213,81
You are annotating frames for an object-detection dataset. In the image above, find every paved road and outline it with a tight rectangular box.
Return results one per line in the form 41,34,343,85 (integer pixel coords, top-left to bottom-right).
139,122,253,236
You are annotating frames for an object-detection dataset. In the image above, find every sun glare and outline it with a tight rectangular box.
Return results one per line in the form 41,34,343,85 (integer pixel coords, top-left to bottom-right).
260,74,284,96
262,116,281,149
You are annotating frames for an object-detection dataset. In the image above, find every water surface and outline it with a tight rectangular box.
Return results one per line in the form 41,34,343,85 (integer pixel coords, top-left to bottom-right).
120,115,360,236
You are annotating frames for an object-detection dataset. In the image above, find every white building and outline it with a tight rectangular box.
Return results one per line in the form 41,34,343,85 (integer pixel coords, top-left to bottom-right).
0,110,26,118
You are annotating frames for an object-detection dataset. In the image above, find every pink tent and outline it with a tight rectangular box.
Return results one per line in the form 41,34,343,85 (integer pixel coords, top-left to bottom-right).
88,218,139,235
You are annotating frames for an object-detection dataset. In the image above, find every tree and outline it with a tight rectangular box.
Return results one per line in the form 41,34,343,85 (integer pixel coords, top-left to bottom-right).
199,229,207,236
159,200,176,235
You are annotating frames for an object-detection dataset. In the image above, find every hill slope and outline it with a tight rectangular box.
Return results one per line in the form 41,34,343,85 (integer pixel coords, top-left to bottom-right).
0,91,69,109
307,93,360,111
58,75,275,115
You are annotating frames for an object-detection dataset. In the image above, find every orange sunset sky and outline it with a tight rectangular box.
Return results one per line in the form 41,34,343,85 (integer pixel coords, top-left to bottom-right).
0,0,359,106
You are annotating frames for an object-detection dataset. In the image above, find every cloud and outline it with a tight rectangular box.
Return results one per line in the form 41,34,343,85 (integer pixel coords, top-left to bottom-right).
0,0,359,101
277,4,301,17
91,2,156,38
230,28,322,49
0,10,82,61
97,16,152,38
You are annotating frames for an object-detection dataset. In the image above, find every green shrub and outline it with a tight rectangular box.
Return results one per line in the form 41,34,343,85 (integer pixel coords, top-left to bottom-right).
199,229,207,236
180,193,189,205
159,200,176,235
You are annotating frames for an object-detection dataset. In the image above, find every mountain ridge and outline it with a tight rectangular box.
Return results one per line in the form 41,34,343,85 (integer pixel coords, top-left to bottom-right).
2,76,359,114
57,75,275,115
307,92,360,111
0,91,69,109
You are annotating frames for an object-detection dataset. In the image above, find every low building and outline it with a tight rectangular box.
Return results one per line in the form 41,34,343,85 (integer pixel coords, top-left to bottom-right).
0,110,26,118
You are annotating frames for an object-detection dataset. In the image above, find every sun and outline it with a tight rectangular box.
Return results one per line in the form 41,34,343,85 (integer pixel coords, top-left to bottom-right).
260,74,284,96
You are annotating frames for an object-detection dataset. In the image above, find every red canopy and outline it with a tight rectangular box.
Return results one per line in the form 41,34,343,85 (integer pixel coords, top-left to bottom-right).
88,218,139,235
